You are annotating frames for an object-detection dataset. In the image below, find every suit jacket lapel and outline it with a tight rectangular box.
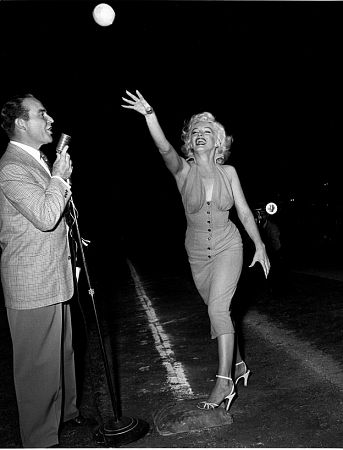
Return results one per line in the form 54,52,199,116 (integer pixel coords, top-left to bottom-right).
6,143,51,180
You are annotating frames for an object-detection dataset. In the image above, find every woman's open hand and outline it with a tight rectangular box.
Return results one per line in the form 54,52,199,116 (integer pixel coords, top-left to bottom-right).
121,90,152,116
249,246,271,278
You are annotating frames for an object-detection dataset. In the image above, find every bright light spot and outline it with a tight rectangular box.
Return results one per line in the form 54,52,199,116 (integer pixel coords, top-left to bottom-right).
266,202,277,215
92,3,115,27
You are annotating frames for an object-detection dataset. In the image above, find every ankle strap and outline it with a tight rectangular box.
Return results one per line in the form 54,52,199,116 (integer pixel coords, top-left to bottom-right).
216,375,232,381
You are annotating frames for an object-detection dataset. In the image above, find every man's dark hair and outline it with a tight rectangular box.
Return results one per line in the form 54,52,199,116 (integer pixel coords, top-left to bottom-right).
1,93,35,138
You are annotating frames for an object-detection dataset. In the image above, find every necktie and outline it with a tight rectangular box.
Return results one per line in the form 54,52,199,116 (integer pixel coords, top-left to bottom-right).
40,152,52,173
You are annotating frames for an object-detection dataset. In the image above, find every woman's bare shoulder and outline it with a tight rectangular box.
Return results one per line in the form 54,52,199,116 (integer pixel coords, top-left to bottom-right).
222,164,238,178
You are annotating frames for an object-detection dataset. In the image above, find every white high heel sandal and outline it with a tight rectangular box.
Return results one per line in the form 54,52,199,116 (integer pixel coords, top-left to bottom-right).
234,361,251,386
197,375,236,412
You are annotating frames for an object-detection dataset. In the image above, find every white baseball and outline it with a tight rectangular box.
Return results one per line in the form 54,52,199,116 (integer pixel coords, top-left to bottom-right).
92,3,115,27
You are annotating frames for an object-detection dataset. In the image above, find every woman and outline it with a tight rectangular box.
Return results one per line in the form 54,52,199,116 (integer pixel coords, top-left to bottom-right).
122,90,270,411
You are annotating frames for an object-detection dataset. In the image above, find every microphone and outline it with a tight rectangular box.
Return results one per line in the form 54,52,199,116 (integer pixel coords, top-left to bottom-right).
56,133,71,154
56,133,72,186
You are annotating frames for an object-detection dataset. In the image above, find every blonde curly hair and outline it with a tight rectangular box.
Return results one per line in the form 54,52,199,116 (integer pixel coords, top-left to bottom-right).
181,112,233,164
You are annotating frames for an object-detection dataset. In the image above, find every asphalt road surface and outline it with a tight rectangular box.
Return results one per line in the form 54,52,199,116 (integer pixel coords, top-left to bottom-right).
1,244,343,448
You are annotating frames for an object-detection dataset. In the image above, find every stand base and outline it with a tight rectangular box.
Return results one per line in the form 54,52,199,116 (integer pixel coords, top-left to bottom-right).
94,416,149,447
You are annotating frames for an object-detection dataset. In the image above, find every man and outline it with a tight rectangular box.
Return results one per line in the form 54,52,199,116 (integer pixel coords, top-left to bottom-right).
0,94,80,448
256,208,283,294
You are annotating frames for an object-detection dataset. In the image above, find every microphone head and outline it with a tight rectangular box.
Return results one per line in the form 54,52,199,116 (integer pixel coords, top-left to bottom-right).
56,133,71,154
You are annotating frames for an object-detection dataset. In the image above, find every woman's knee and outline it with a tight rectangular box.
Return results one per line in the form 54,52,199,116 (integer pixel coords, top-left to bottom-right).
208,302,229,320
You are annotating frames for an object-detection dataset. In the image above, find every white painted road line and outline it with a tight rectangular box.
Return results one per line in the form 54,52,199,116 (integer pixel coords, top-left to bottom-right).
127,260,195,399
128,261,343,398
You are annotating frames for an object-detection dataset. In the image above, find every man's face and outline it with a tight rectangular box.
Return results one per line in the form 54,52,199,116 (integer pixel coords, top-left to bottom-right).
21,97,54,149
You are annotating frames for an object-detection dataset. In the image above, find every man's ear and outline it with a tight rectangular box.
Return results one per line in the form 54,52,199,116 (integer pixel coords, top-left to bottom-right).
15,117,27,131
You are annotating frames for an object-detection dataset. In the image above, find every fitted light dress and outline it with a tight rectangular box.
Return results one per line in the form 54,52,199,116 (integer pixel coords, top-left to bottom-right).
181,164,243,339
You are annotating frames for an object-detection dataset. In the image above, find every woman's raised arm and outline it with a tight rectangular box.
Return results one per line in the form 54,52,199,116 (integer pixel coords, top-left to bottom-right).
122,90,187,176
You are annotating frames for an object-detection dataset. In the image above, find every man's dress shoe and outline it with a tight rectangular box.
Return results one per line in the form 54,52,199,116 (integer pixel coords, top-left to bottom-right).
65,414,95,427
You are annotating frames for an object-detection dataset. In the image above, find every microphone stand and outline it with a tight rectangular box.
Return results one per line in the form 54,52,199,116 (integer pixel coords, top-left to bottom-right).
68,197,149,446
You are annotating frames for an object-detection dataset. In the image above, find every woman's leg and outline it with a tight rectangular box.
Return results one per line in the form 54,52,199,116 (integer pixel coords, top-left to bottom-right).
235,345,243,364
232,319,247,379
206,333,234,403
205,243,243,403
218,333,234,377
233,337,247,380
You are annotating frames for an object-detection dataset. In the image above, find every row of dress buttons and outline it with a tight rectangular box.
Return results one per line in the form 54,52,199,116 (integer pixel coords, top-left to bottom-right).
206,201,212,258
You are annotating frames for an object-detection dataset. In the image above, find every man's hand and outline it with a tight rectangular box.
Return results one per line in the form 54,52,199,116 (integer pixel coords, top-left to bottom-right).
52,146,72,181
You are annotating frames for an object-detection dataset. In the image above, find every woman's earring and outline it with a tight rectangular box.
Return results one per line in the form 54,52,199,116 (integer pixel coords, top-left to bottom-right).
186,149,195,163
215,146,224,164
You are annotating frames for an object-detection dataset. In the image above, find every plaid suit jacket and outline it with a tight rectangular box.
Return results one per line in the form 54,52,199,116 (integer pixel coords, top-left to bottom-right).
0,143,74,309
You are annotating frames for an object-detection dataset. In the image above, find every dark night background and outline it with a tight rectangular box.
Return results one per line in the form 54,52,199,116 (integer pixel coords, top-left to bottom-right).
0,0,342,267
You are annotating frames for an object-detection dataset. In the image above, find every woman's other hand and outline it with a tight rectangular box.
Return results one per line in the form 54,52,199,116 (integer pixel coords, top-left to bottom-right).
121,90,153,116
249,246,271,278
